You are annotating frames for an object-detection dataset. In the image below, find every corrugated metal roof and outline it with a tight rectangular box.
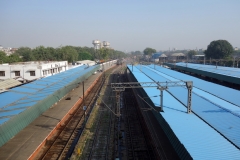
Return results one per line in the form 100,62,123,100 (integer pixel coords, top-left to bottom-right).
138,65,240,148
0,79,22,90
176,62,240,78
149,64,240,107
159,54,167,58
76,61,96,67
171,53,185,56
0,118,9,124
151,53,163,59
0,65,98,125
127,65,240,159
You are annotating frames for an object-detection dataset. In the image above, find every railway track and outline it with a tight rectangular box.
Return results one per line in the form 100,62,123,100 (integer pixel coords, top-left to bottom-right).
127,67,180,160
80,66,162,160
34,64,179,160
123,90,156,159
70,66,122,160
84,68,119,159
34,73,105,160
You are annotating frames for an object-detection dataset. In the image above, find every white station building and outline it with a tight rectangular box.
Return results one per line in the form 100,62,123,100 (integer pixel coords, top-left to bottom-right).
0,61,68,82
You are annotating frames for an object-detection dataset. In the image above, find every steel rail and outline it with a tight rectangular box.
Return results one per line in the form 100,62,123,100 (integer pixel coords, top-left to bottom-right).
37,77,104,160
124,92,154,159
63,79,105,159
87,67,120,160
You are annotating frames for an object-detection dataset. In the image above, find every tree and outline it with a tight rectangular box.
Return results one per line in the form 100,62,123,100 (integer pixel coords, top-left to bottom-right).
61,46,78,62
204,40,233,59
112,50,126,59
187,50,197,59
32,46,59,61
57,46,78,63
45,47,57,61
82,47,95,57
15,47,35,61
99,48,110,60
143,48,156,62
143,48,156,56
0,51,7,63
233,50,240,57
7,54,22,63
32,46,44,60
78,51,93,60
74,46,94,60
131,51,142,55
1,45,126,63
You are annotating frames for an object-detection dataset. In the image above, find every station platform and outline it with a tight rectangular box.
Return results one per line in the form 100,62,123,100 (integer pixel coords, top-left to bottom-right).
0,69,104,160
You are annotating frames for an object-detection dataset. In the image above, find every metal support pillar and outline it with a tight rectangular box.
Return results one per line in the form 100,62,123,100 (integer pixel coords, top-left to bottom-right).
157,86,167,112
115,90,121,159
186,81,193,114
103,63,105,81
233,57,235,68
160,89,163,112
116,91,121,117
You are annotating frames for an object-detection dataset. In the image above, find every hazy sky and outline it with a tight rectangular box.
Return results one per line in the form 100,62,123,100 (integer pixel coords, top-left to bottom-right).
0,0,239,52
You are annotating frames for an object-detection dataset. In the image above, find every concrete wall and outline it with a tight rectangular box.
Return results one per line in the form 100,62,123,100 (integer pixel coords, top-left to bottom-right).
0,61,68,81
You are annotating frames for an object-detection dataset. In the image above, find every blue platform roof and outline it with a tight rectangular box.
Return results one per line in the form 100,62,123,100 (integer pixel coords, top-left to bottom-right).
176,62,240,78
139,64,240,147
127,64,240,159
151,52,163,59
0,65,98,125
151,64,240,107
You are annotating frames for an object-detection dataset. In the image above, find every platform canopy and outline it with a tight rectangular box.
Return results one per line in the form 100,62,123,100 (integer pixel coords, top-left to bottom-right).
0,79,22,91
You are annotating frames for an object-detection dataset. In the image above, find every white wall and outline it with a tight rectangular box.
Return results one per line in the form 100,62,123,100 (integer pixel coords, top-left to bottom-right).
0,61,68,81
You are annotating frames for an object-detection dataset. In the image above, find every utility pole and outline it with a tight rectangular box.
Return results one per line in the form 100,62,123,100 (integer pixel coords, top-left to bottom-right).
233,56,236,68
237,58,240,68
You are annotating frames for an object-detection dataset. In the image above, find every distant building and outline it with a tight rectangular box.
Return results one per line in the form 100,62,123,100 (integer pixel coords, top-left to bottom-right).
0,61,68,82
150,52,165,62
159,53,167,63
169,53,186,61
0,46,18,56
92,40,110,50
102,41,110,48
76,60,96,66
234,47,239,51
192,55,205,61
10,48,18,53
